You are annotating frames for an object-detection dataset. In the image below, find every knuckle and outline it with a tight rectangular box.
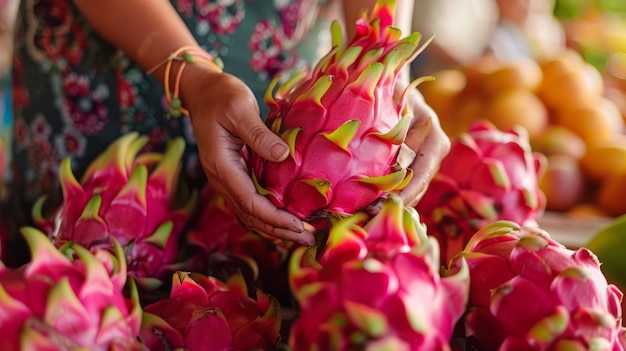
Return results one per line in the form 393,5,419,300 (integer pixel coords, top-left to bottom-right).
245,124,272,148
199,156,221,180
232,191,257,216
237,212,255,230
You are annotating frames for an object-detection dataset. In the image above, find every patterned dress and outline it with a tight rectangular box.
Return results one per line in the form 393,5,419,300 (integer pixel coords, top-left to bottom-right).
9,0,335,222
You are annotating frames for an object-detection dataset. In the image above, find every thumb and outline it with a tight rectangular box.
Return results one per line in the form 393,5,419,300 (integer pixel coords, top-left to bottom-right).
240,119,289,162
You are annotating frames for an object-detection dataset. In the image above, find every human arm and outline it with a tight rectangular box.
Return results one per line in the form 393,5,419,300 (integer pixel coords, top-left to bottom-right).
71,0,315,245
0,0,19,77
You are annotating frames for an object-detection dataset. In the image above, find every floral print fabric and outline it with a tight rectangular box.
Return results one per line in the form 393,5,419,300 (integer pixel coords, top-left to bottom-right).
9,0,334,216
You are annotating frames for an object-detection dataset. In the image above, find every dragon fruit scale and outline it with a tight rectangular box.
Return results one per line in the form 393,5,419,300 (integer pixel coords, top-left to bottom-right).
416,120,547,266
288,194,469,350
183,184,290,296
448,220,626,350
0,227,142,350
248,0,434,224
139,271,282,351
32,132,197,289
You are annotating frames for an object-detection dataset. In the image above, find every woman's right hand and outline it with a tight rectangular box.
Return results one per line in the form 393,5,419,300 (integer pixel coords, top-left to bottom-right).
181,65,316,247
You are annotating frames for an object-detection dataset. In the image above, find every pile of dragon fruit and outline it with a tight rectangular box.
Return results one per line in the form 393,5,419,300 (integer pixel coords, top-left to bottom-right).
1,1,625,350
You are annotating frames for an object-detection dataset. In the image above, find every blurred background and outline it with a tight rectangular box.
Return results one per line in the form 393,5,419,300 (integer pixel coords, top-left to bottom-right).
411,0,626,231
0,0,17,200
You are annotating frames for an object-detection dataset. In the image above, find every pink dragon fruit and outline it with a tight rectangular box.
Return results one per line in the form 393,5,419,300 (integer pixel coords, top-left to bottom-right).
140,271,282,351
33,132,196,289
416,120,547,265
184,184,292,298
288,194,469,350
248,0,433,225
0,227,142,350
185,184,288,277
448,220,626,350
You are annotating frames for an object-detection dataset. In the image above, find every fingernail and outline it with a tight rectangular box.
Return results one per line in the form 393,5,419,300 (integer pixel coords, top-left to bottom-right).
298,231,315,247
269,142,289,161
288,218,303,233
302,221,316,233
289,225,303,233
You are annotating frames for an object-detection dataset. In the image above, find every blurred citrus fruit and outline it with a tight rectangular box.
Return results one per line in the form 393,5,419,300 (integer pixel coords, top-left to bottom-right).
597,172,626,216
530,125,587,160
443,95,485,138
485,88,549,137
579,138,626,181
480,58,543,96
539,154,586,212
539,62,603,110
567,203,611,218
555,97,624,146
419,69,466,125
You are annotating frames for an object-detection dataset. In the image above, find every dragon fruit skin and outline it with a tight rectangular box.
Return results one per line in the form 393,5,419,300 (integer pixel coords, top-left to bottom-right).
184,184,295,303
33,133,196,289
249,0,433,224
0,227,142,350
185,184,288,279
416,120,547,266
140,271,281,351
448,220,626,350
288,194,469,350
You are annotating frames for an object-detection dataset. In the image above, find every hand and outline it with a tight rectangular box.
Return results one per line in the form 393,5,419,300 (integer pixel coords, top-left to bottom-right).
396,82,451,207
181,66,315,246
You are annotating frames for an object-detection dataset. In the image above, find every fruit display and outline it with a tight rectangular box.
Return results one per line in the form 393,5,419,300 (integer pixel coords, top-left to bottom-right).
416,121,547,265
31,133,197,290
0,227,142,350
140,271,281,350
248,0,430,226
0,1,625,350
288,195,469,350
418,48,626,217
449,220,625,350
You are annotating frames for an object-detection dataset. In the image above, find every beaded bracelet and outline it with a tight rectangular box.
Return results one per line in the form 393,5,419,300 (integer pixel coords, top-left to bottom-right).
147,45,223,118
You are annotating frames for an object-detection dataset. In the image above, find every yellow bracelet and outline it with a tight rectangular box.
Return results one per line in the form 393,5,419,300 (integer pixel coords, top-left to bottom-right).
148,45,223,118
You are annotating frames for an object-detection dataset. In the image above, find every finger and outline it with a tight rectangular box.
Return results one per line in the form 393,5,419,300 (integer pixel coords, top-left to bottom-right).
238,209,316,246
234,117,290,163
400,127,450,206
404,112,433,151
207,155,314,245
396,143,416,170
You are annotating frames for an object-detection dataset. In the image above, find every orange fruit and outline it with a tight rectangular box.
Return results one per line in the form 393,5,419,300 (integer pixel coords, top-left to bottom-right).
443,95,486,138
567,203,611,219
460,55,502,96
579,138,626,181
485,88,549,137
419,69,466,125
530,125,587,160
606,52,626,92
555,97,625,147
539,48,586,83
539,154,586,212
539,61,603,111
603,86,626,125
480,58,543,96
597,172,626,216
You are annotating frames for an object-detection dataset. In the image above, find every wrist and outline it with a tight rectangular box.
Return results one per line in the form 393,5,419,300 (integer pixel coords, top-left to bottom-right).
149,46,223,117
179,61,223,114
